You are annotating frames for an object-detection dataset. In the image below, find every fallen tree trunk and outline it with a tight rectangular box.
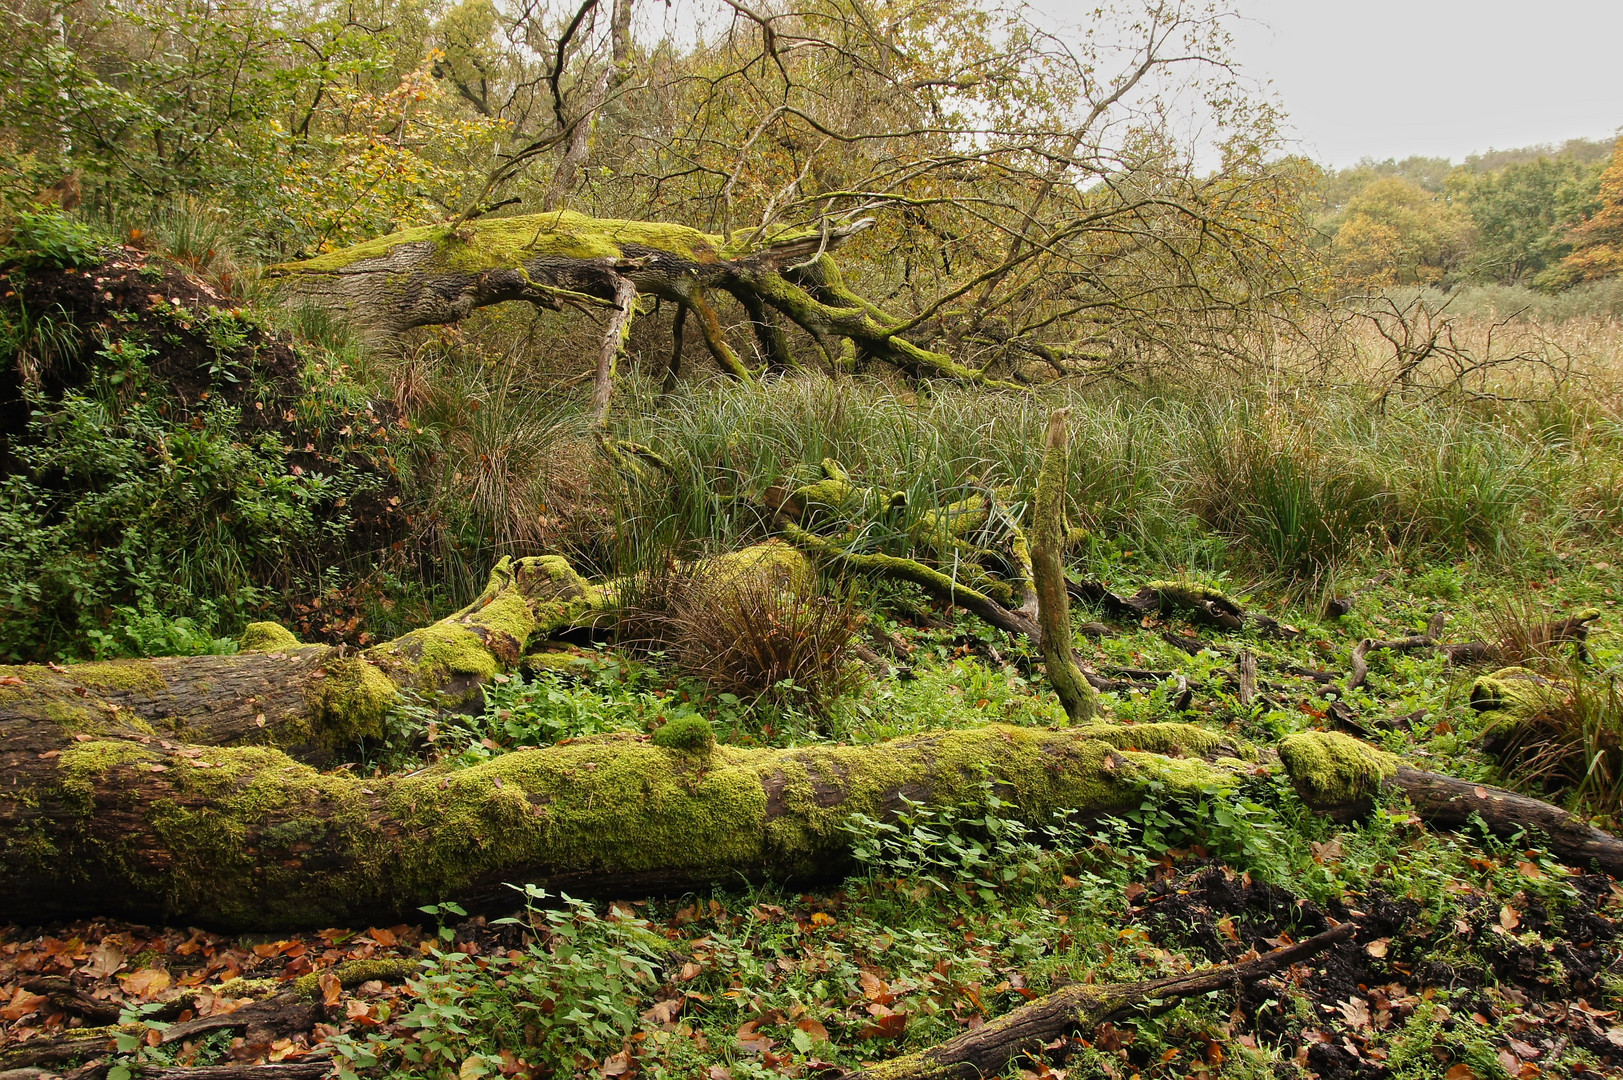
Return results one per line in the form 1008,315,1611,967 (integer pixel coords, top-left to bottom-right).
0,720,1246,930
840,923,1355,1080
1279,731,1623,875
0,556,605,764
269,212,1020,393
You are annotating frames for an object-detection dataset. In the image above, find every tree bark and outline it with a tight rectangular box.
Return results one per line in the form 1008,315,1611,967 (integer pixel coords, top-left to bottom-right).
1386,767,1623,876
1032,409,1098,722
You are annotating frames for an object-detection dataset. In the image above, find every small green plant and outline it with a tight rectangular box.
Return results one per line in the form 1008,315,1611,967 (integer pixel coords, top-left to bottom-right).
0,210,108,270
329,889,663,1080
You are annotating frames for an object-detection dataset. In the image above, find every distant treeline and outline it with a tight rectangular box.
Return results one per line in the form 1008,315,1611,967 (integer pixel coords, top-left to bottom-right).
1315,136,1623,292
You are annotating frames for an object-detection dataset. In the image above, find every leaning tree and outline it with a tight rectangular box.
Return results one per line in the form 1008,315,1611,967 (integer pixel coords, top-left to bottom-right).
270,210,1024,420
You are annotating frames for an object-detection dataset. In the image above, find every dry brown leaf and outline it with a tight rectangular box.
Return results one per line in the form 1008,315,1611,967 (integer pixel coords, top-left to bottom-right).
84,943,126,978
736,1021,775,1054
319,971,342,1008
120,967,172,999
1,989,48,1021
796,1017,830,1042
1365,939,1390,958
641,999,682,1025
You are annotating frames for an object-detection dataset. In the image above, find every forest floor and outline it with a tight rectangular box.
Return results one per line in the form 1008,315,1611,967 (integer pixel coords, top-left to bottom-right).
5,560,1623,1080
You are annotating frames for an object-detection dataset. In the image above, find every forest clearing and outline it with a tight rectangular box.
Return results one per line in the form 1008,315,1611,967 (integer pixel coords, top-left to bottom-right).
3,0,1623,1077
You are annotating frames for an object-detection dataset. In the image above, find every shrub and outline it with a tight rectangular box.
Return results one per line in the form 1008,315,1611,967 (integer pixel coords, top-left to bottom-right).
1480,659,1623,820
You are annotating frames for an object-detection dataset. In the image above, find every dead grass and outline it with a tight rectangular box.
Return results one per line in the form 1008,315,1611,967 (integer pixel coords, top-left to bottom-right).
662,561,865,716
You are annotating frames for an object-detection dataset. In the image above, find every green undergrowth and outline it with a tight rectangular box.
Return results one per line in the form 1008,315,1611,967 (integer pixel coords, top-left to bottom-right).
0,211,434,661
309,771,1617,1080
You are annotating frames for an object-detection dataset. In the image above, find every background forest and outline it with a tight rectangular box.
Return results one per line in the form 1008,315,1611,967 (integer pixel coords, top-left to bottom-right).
4,0,1623,1078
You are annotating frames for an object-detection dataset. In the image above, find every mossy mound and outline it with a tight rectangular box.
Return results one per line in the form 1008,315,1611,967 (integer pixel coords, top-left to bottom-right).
1278,731,1398,808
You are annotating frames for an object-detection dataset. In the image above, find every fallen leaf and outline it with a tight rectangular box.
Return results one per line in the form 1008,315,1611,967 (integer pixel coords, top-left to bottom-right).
859,970,894,1005
345,999,379,1026
601,1050,633,1076
1445,1065,1479,1080
1500,906,1521,932
1365,939,1390,958
85,943,126,977
1338,997,1371,1029
1,989,48,1021
319,971,342,1007
120,967,172,999
736,1021,775,1054
642,999,682,1025
796,1017,830,1043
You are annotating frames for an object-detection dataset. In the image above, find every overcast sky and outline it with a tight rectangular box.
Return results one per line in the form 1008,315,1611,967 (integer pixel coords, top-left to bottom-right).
1035,0,1623,167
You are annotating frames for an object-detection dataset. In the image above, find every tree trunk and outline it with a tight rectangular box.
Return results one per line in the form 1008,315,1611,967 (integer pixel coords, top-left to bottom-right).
268,212,1017,389
1032,408,1098,722
1,719,1246,930
0,556,605,765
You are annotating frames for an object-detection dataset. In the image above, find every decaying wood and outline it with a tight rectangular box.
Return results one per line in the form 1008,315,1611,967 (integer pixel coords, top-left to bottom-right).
1388,768,1623,876
271,213,1021,392
1237,649,1257,708
0,717,1254,929
1346,614,1449,692
1341,608,1599,691
1,556,602,766
839,923,1355,1080
1032,410,1098,722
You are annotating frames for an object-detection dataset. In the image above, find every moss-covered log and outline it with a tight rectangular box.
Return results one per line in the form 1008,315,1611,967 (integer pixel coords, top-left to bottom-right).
269,211,1016,390
1,721,1248,930
1280,731,1623,874
0,556,605,764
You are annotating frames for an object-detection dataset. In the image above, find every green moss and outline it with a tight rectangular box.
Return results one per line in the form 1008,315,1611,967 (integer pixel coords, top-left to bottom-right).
279,211,727,275
1075,722,1244,760
693,540,816,598
290,957,419,998
28,722,1250,929
317,656,398,744
1277,731,1398,808
59,740,154,809
239,622,300,651
522,648,602,677
651,716,715,753
1470,666,1570,721
73,660,167,693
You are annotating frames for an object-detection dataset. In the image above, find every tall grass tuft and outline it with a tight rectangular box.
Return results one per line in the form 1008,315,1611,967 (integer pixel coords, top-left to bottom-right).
661,558,865,716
